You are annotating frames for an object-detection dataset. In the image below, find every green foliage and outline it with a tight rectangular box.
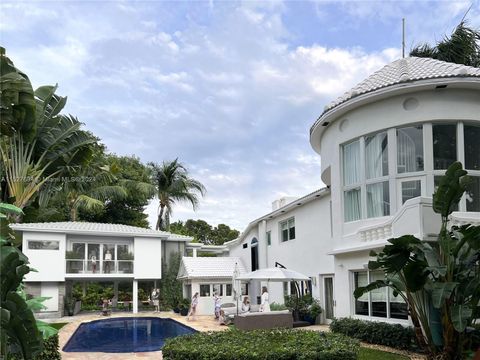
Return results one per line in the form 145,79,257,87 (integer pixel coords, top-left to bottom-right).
149,159,206,231
0,47,36,140
159,252,183,308
8,335,61,360
178,298,191,310
284,294,322,319
410,21,480,67
163,329,359,360
330,318,417,351
355,163,480,359
358,348,409,360
170,219,240,245
79,154,155,227
269,302,288,311
0,203,43,359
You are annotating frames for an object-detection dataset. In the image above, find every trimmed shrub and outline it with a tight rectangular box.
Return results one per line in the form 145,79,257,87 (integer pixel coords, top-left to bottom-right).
330,317,417,351
8,335,61,360
163,328,359,360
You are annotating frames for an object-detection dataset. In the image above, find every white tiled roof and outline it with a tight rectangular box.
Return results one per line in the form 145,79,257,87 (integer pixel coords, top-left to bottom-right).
10,222,192,241
178,257,247,279
322,57,480,115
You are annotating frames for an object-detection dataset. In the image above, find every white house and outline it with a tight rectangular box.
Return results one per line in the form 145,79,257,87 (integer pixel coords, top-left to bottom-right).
227,57,480,325
177,256,247,315
11,222,192,317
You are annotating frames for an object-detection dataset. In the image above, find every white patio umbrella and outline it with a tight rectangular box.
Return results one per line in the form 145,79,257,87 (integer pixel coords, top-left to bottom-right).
237,267,309,282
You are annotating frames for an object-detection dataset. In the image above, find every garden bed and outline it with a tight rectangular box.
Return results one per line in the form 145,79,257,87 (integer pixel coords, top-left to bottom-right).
163,328,359,360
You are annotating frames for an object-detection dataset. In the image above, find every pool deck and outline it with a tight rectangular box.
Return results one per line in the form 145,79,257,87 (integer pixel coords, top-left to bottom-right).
55,312,424,359
56,311,228,359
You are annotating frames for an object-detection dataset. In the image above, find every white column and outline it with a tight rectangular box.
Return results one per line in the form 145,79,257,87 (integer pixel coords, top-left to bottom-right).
192,248,197,257
133,280,138,314
82,281,87,297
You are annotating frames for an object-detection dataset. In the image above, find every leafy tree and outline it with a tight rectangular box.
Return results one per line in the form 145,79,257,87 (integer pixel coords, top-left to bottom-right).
149,159,205,231
410,21,480,67
355,162,480,359
159,252,183,309
0,83,96,216
170,219,239,245
80,154,155,227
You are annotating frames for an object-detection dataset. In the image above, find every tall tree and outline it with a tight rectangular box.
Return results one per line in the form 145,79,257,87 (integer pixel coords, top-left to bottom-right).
410,21,480,67
169,219,239,245
0,83,96,216
149,159,206,231
80,154,155,227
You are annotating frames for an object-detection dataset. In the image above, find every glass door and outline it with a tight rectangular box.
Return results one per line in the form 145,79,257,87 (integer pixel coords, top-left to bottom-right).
322,275,335,323
87,244,100,273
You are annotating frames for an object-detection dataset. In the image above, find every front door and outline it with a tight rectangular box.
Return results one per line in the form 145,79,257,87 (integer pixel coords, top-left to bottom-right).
322,275,335,324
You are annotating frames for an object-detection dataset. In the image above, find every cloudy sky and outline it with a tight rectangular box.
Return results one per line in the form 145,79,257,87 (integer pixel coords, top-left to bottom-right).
2,0,479,231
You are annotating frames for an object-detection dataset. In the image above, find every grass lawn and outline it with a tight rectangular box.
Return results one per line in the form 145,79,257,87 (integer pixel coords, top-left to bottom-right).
359,347,409,360
49,322,68,330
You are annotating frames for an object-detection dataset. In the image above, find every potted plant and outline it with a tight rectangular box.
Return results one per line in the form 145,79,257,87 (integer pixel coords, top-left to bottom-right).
178,298,190,316
303,299,322,325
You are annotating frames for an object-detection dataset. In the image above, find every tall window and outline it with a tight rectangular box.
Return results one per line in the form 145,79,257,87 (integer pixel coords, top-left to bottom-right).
433,124,456,170
465,125,480,171
367,181,390,217
353,270,407,320
397,126,424,173
365,132,388,179
343,140,362,221
280,218,295,242
266,231,271,246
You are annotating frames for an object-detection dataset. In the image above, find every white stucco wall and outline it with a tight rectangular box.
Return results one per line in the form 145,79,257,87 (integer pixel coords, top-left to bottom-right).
23,232,66,282
41,282,59,312
228,194,334,310
134,236,162,279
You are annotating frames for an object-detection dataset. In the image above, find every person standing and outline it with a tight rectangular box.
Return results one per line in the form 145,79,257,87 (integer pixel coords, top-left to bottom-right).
104,249,112,273
260,286,270,312
187,292,199,321
90,253,97,273
151,288,160,312
213,292,222,319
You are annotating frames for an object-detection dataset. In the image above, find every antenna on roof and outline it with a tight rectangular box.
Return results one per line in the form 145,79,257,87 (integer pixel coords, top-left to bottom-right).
402,18,406,58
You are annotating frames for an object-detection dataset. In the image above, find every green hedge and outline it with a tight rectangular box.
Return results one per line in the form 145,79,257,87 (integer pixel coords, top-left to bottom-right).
163,328,359,360
8,334,61,360
330,318,417,351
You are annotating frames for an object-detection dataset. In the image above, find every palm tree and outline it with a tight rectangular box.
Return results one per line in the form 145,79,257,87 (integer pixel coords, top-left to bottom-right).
149,159,206,231
410,21,480,67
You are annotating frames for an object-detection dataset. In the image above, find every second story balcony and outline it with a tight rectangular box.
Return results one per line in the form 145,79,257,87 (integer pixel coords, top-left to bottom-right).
66,259,133,274
65,241,134,276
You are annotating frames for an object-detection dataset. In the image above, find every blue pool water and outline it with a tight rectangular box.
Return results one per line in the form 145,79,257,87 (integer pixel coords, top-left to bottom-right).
63,317,196,353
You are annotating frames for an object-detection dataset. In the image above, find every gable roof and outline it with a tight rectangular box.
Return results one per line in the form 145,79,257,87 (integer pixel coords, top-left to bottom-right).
10,222,192,241
177,256,247,280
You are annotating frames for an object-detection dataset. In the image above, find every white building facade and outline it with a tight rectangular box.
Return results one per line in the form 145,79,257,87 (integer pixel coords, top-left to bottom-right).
11,222,192,318
227,57,480,325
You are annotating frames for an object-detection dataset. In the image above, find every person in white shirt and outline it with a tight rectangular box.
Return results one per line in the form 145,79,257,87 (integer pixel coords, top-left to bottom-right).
241,296,250,313
187,292,199,321
214,292,222,319
104,249,112,273
260,286,270,312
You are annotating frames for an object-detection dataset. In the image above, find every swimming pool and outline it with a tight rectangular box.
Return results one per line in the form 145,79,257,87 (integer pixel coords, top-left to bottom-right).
63,317,196,352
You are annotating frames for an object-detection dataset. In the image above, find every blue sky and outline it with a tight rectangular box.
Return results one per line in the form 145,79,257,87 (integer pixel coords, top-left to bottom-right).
2,0,479,231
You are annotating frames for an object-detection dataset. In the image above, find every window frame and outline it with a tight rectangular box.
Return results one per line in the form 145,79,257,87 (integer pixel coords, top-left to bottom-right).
351,270,408,321
199,284,211,297
27,240,60,250
279,217,295,242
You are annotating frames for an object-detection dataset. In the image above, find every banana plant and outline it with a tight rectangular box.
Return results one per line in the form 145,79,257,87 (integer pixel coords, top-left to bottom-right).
0,203,43,359
355,162,480,359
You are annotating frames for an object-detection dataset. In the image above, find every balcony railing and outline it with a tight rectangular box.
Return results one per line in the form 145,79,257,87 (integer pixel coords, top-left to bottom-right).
66,259,134,274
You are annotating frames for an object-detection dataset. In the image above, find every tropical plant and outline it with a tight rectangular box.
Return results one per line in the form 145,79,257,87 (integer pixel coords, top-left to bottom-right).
170,219,240,245
0,83,96,216
410,21,480,67
159,252,183,309
80,154,155,227
0,203,43,359
354,162,480,359
0,47,36,140
149,159,205,231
